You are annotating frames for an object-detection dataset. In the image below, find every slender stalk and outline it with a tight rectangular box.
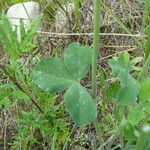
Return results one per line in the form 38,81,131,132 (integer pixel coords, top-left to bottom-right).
140,53,150,80
92,0,102,143
92,0,100,98
74,0,80,30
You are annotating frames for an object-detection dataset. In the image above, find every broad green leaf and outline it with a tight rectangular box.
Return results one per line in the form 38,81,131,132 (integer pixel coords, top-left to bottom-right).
139,78,150,102
32,43,95,127
135,126,150,150
64,83,97,127
32,43,92,93
117,77,139,105
64,43,92,80
127,108,145,125
32,58,73,93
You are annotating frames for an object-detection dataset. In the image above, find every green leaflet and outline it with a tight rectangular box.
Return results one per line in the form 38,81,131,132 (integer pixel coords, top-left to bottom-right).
117,76,139,105
64,83,97,127
32,43,96,127
109,53,139,105
127,108,145,125
33,58,73,93
64,43,92,80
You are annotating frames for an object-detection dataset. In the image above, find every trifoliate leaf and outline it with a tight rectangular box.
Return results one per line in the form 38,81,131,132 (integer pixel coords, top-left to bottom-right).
109,53,139,105
109,53,132,78
32,43,96,127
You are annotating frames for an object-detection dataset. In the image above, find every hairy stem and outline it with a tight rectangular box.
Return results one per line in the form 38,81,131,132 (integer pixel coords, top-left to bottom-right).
92,0,100,98
92,0,102,143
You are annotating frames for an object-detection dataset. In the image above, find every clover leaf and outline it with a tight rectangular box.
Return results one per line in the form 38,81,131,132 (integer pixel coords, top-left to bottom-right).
32,43,97,127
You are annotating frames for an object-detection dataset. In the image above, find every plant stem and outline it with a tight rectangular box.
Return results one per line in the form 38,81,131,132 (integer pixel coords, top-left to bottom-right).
140,53,150,80
92,0,101,98
0,64,44,114
92,0,102,143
